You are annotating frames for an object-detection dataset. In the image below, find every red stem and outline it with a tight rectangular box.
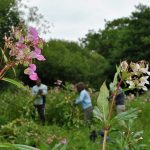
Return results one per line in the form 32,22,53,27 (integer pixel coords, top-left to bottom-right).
108,79,123,120
0,61,15,80
102,79,123,150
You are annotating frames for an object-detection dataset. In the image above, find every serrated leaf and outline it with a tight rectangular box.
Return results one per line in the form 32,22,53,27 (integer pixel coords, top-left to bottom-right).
113,108,138,122
97,82,109,122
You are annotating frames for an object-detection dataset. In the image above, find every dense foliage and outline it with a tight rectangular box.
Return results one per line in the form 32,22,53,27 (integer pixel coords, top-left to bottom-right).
0,89,150,149
0,84,97,128
81,4,150,81
1,2,150,89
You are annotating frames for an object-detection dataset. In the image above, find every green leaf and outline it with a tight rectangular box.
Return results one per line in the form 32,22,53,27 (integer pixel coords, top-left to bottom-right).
97,81,109,122
39,143,49,150
0,48,8,63
93,106,104,122
0,48,16,76
13,144,40,150
109,65,121,92
113,108,138,122
60,144,67,150
51,143,61,150
1,77,26,89
0,143,39,150
113,65,121,85
133,131,143,138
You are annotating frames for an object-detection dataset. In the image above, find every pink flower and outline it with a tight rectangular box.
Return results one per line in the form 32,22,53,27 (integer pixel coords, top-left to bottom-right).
46,137,53,144
28,27,39,42
7,26,45,81
15,42,26,49
36,54,46,61
34,47,41,54
30,47,45,61
29,27,38,37
30,51,45,61
60,138,67,144
24,64,38,80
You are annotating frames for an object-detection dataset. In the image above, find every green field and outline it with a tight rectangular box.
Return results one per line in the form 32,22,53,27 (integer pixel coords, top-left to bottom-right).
0,89,150,150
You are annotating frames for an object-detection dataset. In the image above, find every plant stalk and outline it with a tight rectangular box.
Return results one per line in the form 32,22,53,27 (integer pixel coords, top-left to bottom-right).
102,129,108,150
102,79,123,150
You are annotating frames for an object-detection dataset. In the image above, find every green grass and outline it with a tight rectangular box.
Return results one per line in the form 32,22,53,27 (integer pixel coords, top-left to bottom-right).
127,91,150,148
0,89,150,149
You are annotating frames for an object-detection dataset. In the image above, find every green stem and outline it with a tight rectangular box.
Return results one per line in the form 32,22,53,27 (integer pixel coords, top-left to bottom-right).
102,129,108,150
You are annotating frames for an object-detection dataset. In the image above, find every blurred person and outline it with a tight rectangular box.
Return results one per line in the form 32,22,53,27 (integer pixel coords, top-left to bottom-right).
32,78,48,125
75,82,93,122
108,87,125,114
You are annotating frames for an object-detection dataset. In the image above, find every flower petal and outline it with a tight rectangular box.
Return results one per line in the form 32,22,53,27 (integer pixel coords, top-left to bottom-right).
29,64,36,71
34,47,41,54
24,68,33,75
29,72,38,80
36,54,46,61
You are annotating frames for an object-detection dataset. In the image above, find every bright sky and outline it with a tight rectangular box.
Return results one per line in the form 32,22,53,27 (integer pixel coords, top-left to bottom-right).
24,0,150,41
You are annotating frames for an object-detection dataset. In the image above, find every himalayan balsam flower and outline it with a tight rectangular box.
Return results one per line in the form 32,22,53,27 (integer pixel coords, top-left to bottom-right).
130,62,140,73
121,61,150,91
60,138,67,144
30,47,45,61
24,64,38,80
138,76,149,91
121,61,128,72
54,80,62,85
46,137,53,144
139,64,150,75
7,26,45,80
126,80,135,89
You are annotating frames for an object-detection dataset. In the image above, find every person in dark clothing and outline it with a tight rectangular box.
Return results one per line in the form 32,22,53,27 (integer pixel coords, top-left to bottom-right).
115,88,125,113
89,130,97,142
108,88,125,114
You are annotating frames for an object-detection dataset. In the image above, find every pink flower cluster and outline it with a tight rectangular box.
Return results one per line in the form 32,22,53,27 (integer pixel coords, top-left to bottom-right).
6,26,46,80
46,135,67,145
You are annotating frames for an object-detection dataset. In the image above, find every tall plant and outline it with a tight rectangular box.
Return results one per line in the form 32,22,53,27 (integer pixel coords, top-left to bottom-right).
94,60,150,150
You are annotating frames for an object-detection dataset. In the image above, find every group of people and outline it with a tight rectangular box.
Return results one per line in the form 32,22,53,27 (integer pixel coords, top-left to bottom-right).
32,79,125,125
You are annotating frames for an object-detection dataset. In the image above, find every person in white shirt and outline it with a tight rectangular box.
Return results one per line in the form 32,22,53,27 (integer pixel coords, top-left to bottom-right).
32,78,48,125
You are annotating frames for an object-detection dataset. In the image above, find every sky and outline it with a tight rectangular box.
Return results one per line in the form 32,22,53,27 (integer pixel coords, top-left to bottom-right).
24,0,150,41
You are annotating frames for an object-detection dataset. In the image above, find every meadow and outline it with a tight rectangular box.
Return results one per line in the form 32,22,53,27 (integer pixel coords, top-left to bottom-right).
0,87,150,150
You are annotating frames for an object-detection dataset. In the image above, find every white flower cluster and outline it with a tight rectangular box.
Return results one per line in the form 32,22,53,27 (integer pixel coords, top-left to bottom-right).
121,61,150,91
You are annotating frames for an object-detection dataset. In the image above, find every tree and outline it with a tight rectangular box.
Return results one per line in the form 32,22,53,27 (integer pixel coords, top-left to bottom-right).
0,0,20,47
81,4,150,82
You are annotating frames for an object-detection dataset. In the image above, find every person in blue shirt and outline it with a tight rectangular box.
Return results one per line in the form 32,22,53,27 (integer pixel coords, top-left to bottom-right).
75,82,93,122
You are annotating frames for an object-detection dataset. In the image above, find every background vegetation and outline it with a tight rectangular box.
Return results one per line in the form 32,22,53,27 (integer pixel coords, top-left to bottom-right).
0,88,150,149
1,1,150,89
0,0,150,149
